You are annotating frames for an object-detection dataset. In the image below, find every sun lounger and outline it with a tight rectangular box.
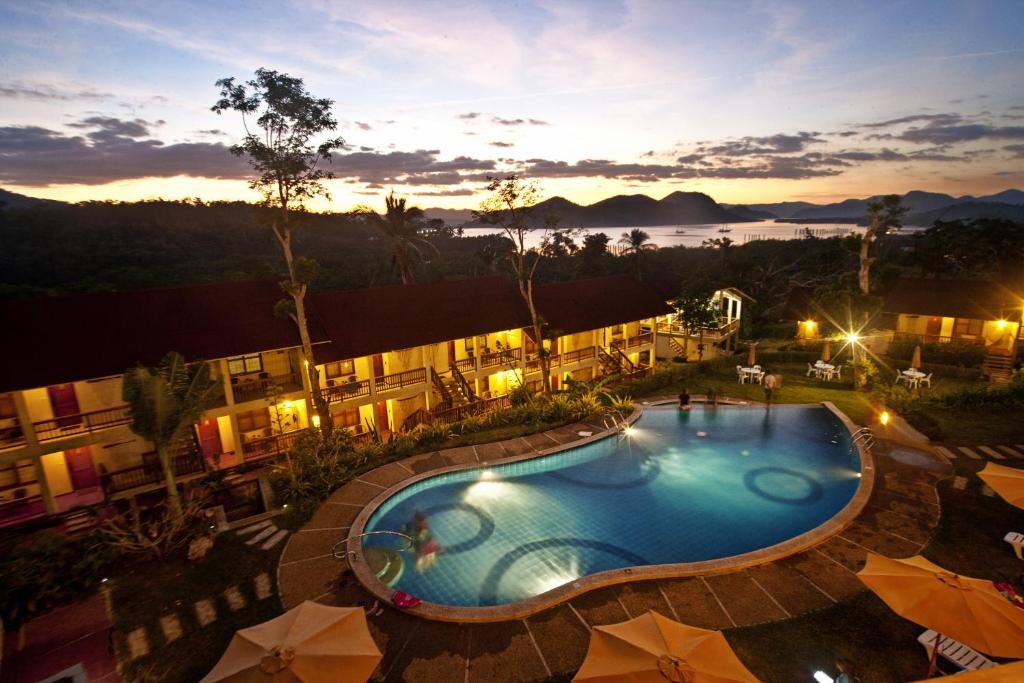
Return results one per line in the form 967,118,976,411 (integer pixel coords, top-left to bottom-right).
1005,531,1024,559
917,630,997,672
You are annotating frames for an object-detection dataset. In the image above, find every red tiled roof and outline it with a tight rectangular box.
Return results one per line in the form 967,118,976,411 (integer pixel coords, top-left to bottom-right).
534,276,674,336
309,277,531,363
883,278,1024,320
0,280,321,393
0,275,671,392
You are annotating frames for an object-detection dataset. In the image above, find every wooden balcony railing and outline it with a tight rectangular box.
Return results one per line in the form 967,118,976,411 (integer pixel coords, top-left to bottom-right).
562,346,597,365
658,318,738,340
33,405,132,442
232,373,303,403
892,331,988,346
453,357,477,374
242,430,304,461
0,427,26,450
375,367,427,393
480,347,522,368
104,451,206,494
611,332,654,350
422,395,513,429
324,378,371,404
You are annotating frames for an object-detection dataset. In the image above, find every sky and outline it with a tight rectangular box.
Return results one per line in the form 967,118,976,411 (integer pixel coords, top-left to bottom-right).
1,0,1022,210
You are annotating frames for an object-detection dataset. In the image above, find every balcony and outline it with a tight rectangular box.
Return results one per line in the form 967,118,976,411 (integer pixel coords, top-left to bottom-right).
611,332,654,350
480,347,522,368
658,319,738,341
374,367,427,393
231,372,303,403
526,346,597,373
32,405,132,443
104,451,207,495
453,357,476,374
892,331,988,346
0,425,26,450
241,430,304,461
324,378,371,404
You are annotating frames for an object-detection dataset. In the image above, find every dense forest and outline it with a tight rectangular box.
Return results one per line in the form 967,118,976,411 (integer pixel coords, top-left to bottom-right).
1,198,1021,332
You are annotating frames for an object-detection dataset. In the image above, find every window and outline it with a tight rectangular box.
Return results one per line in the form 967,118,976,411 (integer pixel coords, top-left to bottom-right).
227,354,262,375
0,393,15,419
953,318,984,337
464,337,474,354
325,360,355,379
332,407,361,429
236,408,270,433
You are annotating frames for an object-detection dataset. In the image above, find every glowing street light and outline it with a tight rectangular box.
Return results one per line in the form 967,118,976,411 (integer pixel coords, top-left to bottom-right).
996,319,1008,330
880,410,890,426
846,332,860,344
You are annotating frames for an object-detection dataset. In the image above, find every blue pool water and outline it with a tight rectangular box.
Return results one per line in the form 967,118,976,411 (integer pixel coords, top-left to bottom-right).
361,405,859,607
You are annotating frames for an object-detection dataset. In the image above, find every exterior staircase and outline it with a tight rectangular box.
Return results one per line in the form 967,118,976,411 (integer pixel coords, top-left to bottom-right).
984,352,1015,386
597,346,622,376
668,336,687,358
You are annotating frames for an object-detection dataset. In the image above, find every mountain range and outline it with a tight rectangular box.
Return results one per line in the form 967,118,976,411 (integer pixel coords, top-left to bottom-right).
4,186,1023,227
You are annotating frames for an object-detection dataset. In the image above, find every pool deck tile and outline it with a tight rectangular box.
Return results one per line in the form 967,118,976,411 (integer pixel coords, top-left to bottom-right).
838,520,921,557
328,479,386,506
524,604,591,676
544,426,587,445
702,572,787,626
474,441,511,462
616,581,675,619
745,563,833,616
868,491,939,527
814,535,868,573
466,620,550,683
442,445,479,467
862,506,932,546
304,501,362,530
381,620,469,683
657,577,733,630
400,450,449,474
521,432,557,451
279,528,344,564
569,586,631,627
778,551,863,603
358,462,414,489
499,438,536,458
278,554,342,609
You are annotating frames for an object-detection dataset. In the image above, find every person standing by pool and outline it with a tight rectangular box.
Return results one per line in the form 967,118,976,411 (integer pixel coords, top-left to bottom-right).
678,388,691,411
763,370,780,407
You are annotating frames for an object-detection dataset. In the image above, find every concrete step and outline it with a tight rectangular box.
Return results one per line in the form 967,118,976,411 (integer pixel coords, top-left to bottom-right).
237,519,272,536
246,525,278,546
998,446,1024,458
957,446,982,460
978,446,1006,460
261,528,290,550
934,446,957,460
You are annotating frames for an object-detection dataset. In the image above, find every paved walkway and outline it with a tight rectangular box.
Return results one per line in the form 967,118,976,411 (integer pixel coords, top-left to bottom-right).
277,403,950,682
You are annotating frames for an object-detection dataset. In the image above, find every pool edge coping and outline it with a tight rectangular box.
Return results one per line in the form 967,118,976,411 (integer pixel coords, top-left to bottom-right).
345,400,875,623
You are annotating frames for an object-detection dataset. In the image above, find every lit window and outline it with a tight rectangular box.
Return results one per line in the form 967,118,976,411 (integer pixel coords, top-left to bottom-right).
227,354,263,375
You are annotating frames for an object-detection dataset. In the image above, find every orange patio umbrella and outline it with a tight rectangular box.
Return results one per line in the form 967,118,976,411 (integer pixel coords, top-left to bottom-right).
977,462,1024,510
747,343,757,367
821,340,832,363
857,553,1024,662
201,601,382,683
912,660,1024,681
573,610,760,683
911,344,922,369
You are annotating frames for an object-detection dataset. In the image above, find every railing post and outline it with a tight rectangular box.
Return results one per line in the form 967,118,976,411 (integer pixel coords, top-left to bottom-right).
12,390,38,449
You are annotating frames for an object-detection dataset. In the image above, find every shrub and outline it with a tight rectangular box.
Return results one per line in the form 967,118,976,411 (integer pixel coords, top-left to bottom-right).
871,383,920,413
413,423,452,449
508,383,534,406
887,338,986,368
0,530,121,628
269,429,366,516
101,494,209,561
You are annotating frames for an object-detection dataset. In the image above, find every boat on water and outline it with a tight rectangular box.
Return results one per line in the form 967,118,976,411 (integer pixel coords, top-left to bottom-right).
717,226,732,234
673,229,687,234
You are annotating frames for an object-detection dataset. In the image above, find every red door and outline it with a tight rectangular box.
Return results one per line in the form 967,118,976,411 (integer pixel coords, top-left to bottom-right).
65,447,99,490
195,419,223,463
925,317,942,343
375,401,389,432
447,341,456,364
47,384,81,426
372,354,385,379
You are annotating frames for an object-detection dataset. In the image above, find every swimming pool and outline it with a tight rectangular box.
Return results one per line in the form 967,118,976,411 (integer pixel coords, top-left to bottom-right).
357,404,864,611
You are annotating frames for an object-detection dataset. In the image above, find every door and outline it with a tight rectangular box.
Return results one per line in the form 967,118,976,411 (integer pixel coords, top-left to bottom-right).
925,316,942,343
65,447,99,490
372,354,385,380
447,341,456,365
375,401,390,432
47,384,81,426
195,419,223,463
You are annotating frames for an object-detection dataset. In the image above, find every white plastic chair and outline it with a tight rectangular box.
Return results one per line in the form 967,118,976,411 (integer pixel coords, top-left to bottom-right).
1005,531,1024,559
831,366,841,380
736,365,746,384
807,363,818,378
920,372,933,389
895,370,907,386
917,630,997,672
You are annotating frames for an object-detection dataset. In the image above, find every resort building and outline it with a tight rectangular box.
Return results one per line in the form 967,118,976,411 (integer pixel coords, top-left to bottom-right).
653,287,751,360
0,275,670,529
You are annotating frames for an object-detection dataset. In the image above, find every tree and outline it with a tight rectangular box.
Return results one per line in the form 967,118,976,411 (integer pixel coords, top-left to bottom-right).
579,232,611,277
618,228,656,279
122,352,218,520
360,191,439,284
859,195,907,293
671,291,719,360
474,175,566,395
212,68,345,434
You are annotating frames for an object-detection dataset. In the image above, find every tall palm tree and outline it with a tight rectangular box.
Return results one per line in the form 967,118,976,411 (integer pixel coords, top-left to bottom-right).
365,192,439,284
122,352,218,520
618,228,656,280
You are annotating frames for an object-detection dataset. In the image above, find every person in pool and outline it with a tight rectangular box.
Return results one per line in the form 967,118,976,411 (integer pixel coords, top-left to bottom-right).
406,510,438,572
678,388,691,411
